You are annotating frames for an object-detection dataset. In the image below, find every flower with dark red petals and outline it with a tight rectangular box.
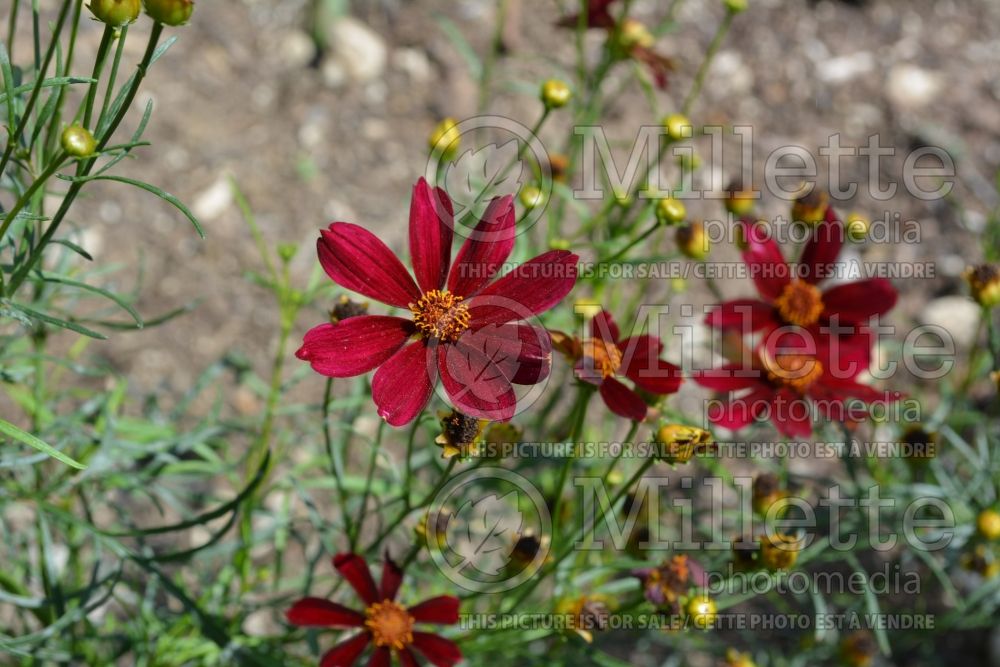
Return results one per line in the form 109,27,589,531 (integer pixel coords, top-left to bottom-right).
297,178,579,426
706,215,897,353
552,309,682,421
695,332,899,437
286,553,462,667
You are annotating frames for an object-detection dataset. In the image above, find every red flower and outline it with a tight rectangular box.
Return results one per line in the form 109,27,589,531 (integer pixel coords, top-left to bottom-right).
287,553,461,667
695,332,898,438
297,178,579,426
706,215,897,350
554,310,682,421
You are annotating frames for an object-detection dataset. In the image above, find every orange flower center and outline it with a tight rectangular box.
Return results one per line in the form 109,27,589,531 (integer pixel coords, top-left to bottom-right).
365,600,415,650
583,338,623,379
762,353,823,392
409,290,471,343
773,281,824,327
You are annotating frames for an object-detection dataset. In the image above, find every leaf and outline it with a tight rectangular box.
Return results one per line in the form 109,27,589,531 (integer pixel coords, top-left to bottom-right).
450,491,522,575
0,418,86,469
3,300,108,339
444,139,523,229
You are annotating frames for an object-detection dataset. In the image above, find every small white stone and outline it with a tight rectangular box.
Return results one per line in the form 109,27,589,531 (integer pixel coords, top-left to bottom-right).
817,52,874,84
192,176,233,222
886,65,941,109
393,47,433,82
917,296,982,348
328,17,387,83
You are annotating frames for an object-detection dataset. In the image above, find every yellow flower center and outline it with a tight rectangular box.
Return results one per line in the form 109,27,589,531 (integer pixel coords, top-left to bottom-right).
365,600,415,650
409,290,471,343
773,281,824,327
583,338,623,379
762,353,823,392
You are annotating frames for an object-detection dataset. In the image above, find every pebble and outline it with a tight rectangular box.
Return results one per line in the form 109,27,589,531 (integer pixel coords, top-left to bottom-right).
327,17,387,84
917,296,982,348
886,65,942,109
192,176,234,222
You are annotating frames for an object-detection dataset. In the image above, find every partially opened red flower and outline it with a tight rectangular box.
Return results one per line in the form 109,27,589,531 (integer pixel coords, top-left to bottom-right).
287,553,461,667
297,178,579,426
695,331,898,438
554,310,682,421
706,214,897,351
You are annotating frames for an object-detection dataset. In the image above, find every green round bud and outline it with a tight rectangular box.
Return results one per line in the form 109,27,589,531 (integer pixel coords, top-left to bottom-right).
845,213,869,243
519,184,545,210
549,238,571,251
88,0,141,26
540,79,572,110
142,0,194,26
429,117,460,161
662,113,692,142
724,0,748,13
61,125,97,157
655,197,686,226
277,243,299,263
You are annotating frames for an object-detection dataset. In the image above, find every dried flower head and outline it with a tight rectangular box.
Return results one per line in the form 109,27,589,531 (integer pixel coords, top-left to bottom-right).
964,264,1000,308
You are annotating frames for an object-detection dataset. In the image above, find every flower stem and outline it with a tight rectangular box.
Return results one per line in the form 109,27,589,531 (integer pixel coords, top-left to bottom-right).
551,385,594,532
680,9,734,116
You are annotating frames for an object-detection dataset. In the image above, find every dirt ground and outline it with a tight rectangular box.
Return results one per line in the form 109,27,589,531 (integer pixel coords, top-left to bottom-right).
48,0,998,398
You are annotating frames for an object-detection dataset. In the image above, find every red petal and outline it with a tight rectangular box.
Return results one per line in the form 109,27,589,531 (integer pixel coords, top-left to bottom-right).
694,365,763,391
333,553,379,605
798,217,843,285
437,344,517,422
320,633,372,667
318,223,420,308
624,358,682,395
447,196,516,297
409,178,454,293
296,318,414,378
380,556,403,602
821,278,897,325
372,341,436,427
457,323,552,386
411,632,463,667
286,598,364,627
367,648,391,667
398,650,420,667
466,250,578,329
590,310,620,343
706,386,772,431
599,378,647,421
739,220,790,300
704,299,775,332
769,388,813,437
617,335,663,369
408,596,461,624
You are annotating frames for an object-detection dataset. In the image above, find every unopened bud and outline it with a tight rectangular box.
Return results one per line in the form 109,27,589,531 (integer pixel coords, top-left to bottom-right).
685,595,717,630
662,113,692,142
540,79,572,109
61,125,96,157
845,213,869,242
964,264,1000,308
429,117,460,161
143,0,194,26
655,197,686,226
519,184,545,210
676,222,709,260
724,0,748,13
89,0,141,26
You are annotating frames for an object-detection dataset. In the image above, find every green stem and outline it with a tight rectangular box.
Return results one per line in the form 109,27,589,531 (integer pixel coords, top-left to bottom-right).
551,385,593,530
603,220,659,264
367,458,460,552
351,421,386,550
99,25,129,127
323,378,355,542
0,152,67,241
0,0,73,178
601,420,639,485
508,456,655,609
40,0,85,159
680,10,734,116
6,23,163,297
82,24,115,130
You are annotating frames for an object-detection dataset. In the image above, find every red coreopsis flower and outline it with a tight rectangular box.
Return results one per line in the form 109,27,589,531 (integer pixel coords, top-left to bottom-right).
296,178,579,426
553,310,682,421
287,553,461,667
695,332,898,438
706,215,897,351
556,1,674,89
